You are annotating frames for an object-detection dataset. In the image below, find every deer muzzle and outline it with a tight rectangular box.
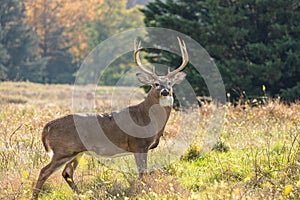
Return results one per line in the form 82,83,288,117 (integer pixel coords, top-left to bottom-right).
160,88,170,96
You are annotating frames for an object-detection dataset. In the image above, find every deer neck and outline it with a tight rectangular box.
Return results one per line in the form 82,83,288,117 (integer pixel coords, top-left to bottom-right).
141,88,172,119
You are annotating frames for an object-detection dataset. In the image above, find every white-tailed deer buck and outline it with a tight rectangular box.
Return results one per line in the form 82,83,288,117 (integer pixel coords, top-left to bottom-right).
32,37,188,199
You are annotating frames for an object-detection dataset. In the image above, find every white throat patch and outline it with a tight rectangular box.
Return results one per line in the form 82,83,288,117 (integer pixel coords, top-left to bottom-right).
159,96,174,107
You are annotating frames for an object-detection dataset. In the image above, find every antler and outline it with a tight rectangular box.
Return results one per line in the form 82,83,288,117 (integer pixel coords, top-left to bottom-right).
167,37,189,78
134,39,158,79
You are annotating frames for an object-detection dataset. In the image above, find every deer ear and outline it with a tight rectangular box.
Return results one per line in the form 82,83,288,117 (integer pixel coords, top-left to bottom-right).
136,73,154,85
171,72,186,85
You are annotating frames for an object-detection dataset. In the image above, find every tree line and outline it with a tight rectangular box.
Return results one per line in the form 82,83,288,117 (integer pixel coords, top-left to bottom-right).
142,0,300,101
0,0,143,84
0,0,299,101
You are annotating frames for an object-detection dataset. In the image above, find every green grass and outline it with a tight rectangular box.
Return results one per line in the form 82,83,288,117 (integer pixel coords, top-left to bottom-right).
0,81,299,199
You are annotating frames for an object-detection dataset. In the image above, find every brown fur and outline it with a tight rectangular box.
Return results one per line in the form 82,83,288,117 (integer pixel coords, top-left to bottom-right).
32,38,188,199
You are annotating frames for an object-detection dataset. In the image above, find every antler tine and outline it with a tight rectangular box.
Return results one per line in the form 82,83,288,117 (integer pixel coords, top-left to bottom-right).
134,39,158,79
167,37,189,78
133,39,142,65
178,37,185,58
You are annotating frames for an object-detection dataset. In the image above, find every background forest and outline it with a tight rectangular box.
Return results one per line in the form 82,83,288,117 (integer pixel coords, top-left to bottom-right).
0,0,299,101
0,0,145,84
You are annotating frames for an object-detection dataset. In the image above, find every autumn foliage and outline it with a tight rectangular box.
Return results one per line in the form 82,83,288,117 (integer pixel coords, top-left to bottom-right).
0,0,143,83
24,0,103,61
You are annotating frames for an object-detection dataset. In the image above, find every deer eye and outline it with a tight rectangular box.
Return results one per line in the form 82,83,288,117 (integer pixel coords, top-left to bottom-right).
154,82,160,87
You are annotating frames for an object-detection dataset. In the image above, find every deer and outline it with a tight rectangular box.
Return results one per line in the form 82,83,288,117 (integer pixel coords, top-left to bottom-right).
32,37,189,199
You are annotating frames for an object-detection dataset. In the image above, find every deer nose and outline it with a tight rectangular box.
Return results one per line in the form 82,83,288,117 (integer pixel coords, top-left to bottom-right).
160,89,169,96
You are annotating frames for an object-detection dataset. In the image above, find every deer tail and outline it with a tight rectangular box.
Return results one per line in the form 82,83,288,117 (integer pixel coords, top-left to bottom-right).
42,124,54,159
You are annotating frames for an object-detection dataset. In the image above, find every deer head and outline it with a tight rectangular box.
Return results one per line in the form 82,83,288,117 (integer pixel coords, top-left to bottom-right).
134,37,189,107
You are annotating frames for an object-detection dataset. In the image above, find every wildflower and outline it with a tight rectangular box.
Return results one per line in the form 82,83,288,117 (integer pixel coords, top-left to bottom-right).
244,173,253,182
22,171,29,179
233,188,240,195
284,185,293,195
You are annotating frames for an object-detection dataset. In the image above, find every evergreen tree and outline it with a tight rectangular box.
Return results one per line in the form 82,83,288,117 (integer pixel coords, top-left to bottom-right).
142,0,300,101
0,25,8,79
0,0,45,82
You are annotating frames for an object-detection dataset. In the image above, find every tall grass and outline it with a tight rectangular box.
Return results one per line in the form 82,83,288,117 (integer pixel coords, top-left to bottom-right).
0,82,299,199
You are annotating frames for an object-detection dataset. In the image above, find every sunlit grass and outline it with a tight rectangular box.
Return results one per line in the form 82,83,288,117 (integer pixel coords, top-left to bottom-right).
0,82,299,199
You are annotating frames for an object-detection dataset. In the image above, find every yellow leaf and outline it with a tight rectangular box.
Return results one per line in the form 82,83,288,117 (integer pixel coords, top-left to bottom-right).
67,177,72,182
233,188,240,195
22,171,29,179
296,180,300,187
284,185,293,195
262,85,266,92
244,173,254,182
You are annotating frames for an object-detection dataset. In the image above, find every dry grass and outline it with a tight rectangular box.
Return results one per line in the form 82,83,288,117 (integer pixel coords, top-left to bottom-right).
0,81,299,199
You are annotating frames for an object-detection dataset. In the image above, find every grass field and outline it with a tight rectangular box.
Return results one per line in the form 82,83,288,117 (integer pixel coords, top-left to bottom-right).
0,81,299,199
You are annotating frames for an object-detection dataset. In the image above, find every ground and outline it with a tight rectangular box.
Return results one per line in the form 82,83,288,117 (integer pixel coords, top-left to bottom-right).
0,81,299,199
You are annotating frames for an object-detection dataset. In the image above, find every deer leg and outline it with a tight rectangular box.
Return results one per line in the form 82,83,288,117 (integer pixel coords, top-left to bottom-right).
31,156,74,200
62,156,81,194
134,152,148,178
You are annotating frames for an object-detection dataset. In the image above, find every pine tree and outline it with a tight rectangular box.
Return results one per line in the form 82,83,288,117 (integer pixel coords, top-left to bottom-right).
142,0,300,101
0,0,45,82
0,25,9,80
